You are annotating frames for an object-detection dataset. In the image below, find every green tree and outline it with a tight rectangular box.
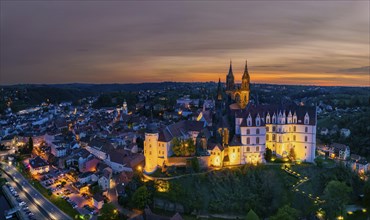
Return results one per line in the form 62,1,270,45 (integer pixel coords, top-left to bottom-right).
98,203,119,220
171,137,196,156
172,137,182,156
130,185,152,209
322,181,352,219
246,209,259,220
264,148,272,162
314,156,324,168
185,138,196,156
269,205,300,220
28,137,33,152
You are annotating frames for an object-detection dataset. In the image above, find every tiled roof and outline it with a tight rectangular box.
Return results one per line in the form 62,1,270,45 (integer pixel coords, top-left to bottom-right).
158,120,205,142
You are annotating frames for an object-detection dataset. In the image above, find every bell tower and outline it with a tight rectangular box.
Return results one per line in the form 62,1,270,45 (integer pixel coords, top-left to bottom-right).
238,60,250,108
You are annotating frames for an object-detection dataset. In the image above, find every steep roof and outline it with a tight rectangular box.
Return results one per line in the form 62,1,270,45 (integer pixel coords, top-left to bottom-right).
158,120,205,142
235,104,316,125
29,156,48,169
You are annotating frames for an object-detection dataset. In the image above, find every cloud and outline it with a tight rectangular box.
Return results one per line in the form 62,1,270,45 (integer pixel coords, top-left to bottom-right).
0,1,369,86
331,66,370,74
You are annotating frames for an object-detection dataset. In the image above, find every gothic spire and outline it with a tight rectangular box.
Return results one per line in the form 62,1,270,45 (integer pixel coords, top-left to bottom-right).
228,60,233,76
242,60,249,79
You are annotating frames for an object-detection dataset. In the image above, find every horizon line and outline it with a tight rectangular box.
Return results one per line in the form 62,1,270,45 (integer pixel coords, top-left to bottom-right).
1,81,369,88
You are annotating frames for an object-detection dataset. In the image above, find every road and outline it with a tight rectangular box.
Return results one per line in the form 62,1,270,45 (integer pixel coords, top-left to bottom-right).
1,162,72,220
3,178,47,220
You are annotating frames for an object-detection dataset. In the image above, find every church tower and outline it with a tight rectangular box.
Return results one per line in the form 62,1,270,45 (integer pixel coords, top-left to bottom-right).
122,99,128,115
238,60,250,109
226,60,235,95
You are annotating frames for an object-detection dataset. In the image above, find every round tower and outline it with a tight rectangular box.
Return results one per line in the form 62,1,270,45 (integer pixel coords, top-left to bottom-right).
144,124,159,173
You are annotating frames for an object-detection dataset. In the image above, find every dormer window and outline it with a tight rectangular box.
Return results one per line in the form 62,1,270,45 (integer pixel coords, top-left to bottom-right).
256,114,261,126
272,113,276,124
247,114,252,126
278,112,283,124
287,111,292,124
266,114,271,124
293,113,297,124
304,113,309,125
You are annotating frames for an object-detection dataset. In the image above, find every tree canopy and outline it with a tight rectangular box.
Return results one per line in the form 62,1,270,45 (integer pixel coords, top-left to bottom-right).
172,137,196,156
246,209,259,220
322,180,352,219
269,205,300,220
97,203,119,220
130,185,152,209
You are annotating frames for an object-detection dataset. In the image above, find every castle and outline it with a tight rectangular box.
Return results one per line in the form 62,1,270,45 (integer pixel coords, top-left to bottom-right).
144,61,316,173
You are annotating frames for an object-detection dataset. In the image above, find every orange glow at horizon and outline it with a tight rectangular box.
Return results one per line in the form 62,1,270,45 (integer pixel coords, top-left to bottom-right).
126,71,369,87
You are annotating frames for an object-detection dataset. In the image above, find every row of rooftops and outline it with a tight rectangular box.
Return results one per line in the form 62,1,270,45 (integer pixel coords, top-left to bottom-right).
235,104,316,126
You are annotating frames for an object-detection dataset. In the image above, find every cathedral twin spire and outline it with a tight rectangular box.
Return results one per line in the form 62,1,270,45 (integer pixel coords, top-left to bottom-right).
226,59,250,91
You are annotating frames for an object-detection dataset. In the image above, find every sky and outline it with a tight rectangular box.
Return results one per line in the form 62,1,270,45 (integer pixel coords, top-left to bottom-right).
0,1,369,86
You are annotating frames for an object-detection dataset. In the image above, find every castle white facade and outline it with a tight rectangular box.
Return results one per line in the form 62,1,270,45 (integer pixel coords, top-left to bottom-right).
143,61,317,173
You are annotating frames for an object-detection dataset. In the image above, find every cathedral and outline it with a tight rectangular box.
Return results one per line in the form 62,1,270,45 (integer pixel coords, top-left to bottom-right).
144,60,316,173
225,60,250,109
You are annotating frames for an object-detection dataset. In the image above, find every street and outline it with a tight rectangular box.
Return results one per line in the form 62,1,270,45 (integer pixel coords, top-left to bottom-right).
2,162,72,220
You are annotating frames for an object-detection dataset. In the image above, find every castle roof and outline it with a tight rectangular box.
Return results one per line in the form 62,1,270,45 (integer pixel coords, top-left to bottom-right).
158,120,205,142
235,104,316,125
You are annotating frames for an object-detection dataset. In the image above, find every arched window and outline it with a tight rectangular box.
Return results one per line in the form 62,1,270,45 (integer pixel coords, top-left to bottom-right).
256,129,260,134
247,129,250,135
305,127,308,133
305,136,308,142
266,134,269,141
247,147,250,152
293,126,296,132
266,127,269,132
247,138,250,144
293,135,296,141
272,126,276,132
256,146,259,152
256,137,260,144
272,134,276,141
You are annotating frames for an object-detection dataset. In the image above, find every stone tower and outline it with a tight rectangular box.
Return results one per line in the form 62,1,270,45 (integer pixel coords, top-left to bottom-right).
144,125,159,173
238,60,250,108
